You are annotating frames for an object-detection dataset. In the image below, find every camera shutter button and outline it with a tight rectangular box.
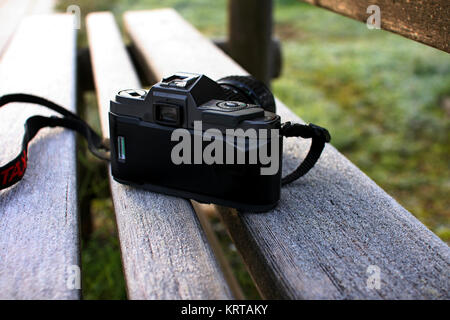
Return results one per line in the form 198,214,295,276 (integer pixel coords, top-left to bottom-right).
224,102,238,107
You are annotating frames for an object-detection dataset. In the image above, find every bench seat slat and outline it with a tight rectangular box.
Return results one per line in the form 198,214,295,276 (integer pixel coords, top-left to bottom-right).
123,8,450,299
0,15,79,299
86,12,233,299
0,0,34,57
0,0,55,58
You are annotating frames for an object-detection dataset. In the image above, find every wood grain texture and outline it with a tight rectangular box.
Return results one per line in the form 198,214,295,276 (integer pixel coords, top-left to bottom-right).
0,0,55,59
192,202,245,300
0,15,79,299
86,12,233,300
0,0,34,58
301,0,450,53
124,8,450,299
27,0,55,15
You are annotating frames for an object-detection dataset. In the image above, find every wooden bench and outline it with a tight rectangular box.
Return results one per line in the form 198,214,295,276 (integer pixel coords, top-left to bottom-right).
0,6,448,300
118,9,449,299
0,14,79,299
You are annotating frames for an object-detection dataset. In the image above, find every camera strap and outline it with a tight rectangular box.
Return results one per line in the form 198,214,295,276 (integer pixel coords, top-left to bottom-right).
0,93,109,190
280,121,330,185
0,93,329,191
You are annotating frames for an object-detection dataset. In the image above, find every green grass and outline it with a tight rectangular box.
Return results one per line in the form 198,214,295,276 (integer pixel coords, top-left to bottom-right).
81,199,127,300
56,0,449,299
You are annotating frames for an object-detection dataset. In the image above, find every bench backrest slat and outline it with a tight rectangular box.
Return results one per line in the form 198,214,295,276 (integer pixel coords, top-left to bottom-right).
123,8,450,299
0,15,79,299
301,0,449,53
86,12,233,299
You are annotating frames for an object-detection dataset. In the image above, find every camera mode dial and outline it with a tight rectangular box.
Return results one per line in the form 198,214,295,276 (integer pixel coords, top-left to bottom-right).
216,101,248,111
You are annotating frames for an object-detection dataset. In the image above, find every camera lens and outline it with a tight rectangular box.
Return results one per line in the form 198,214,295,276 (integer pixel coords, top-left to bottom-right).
217,76,276,113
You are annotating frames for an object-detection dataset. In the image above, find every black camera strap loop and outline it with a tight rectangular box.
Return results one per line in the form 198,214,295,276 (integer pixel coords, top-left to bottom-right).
280,121,330,186
0,93,110,191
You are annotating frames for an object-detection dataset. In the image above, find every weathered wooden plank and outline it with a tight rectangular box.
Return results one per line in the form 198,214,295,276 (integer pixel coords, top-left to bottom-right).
0,0,34,57
124,8,450,299
301,0,449,53
28,0,55,15
0,15,79,299
0,0,55,58
86,12,233,300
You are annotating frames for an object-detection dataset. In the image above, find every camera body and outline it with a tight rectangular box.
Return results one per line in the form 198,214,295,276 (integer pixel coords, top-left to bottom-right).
109,73,282,211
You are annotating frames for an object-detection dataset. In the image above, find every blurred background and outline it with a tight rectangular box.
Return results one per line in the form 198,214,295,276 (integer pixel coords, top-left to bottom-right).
54,0,449,299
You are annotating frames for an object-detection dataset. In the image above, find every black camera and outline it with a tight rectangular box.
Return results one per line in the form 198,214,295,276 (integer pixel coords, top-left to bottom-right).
109,73,283,211
1,74,328,200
